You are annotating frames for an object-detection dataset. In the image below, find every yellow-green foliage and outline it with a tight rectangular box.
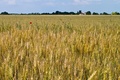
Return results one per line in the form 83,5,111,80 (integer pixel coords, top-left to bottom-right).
0,15,120,80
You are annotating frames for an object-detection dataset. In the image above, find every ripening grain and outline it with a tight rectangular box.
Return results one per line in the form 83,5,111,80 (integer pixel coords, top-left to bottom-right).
0,15,120,80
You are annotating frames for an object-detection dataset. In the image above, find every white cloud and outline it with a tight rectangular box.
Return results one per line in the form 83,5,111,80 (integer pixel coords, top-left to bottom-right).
1,0,102,6
73,0,101,5
74,0,89,4
44,2,55,6
3,0,16,5
113,0,120,2
1,0,35,5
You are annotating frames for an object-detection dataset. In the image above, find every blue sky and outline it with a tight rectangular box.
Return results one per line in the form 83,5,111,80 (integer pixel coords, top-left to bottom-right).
0,0,120,13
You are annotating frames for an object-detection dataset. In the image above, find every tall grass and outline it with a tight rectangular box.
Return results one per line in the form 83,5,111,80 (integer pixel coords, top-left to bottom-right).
0,15,120,80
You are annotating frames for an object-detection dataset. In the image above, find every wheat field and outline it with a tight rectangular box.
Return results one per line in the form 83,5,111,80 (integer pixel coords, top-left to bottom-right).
0,15,120,80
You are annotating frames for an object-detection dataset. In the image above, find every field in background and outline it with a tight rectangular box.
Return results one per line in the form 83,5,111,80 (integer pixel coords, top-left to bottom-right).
0,15,120,80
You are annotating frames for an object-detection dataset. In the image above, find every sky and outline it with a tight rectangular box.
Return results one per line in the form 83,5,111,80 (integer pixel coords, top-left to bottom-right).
0,0,120,13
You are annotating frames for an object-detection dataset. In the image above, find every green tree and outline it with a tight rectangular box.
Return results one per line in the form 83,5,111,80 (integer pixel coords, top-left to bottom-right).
86,11,91,15
1,11,9,15
112,12,119,15
92,12,99,15
77,10,82,14
102,12,109,15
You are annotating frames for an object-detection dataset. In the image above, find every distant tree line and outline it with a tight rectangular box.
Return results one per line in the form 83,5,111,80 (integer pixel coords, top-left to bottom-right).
1,11,9,15
1,10,120,15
